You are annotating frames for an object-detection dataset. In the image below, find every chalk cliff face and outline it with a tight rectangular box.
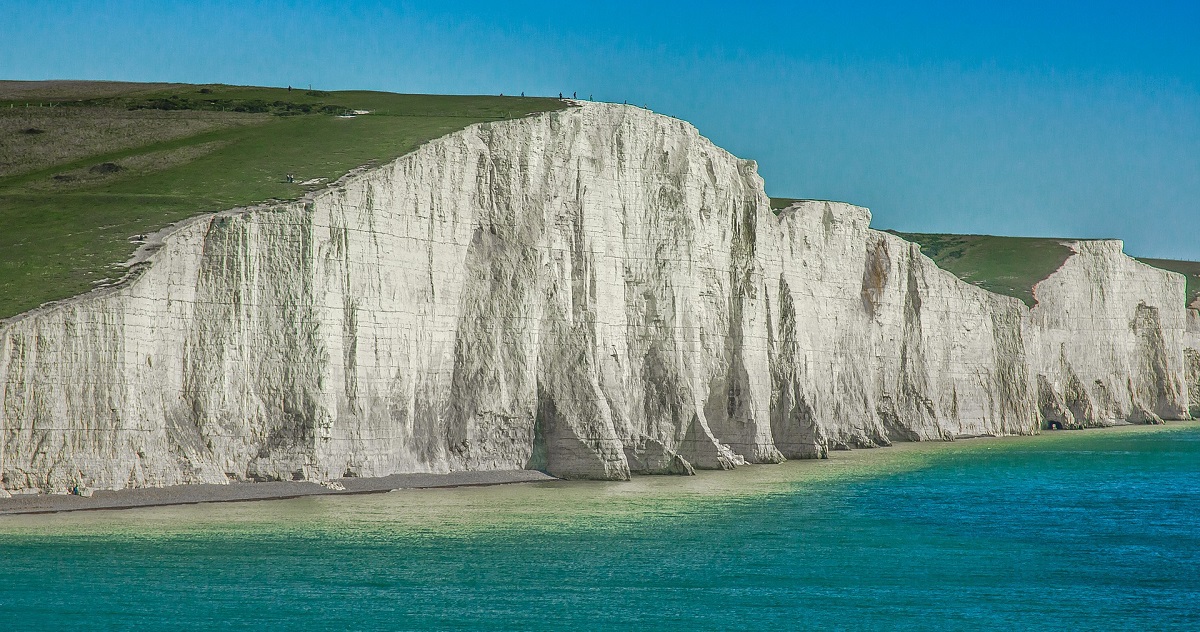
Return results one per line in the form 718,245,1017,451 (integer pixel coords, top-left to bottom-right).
0,103,1193,493
1186,309,1200,418
1029,242,1190,427
758,203,1038,455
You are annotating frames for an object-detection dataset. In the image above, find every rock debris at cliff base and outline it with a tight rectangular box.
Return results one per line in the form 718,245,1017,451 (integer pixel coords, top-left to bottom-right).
1,102,1197,494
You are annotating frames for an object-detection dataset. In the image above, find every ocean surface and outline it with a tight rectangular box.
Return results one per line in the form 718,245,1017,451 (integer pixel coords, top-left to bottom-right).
2,423,1198,630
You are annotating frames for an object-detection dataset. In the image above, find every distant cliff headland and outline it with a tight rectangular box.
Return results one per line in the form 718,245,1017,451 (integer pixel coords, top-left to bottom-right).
1,81,1198,495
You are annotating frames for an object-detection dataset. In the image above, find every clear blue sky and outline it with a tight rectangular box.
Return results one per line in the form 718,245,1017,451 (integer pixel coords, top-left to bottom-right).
4,0,1198,259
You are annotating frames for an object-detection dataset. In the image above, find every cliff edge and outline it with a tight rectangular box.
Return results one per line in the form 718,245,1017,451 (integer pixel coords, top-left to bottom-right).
0,103,1193,493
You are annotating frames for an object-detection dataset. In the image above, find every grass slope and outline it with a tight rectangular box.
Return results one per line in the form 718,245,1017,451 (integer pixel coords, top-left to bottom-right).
888,232,1074,307
769,198,1077,307
1137,258,1200,308
769,197,803,212
0,81,566,320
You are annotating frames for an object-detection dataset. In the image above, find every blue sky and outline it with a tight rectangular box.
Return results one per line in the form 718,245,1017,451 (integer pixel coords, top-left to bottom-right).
3,1,1198,259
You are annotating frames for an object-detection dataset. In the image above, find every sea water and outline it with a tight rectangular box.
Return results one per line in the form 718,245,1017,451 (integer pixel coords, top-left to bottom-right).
1,423,1198,630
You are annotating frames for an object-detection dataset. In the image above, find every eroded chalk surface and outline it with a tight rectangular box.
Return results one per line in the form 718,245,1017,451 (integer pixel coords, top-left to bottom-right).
1,103,1197,494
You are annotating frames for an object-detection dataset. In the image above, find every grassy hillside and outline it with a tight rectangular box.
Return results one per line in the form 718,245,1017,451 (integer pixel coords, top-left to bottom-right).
888,232,1075,307
769,197,803,212
768,198,1077,307
892,232,1200,309
1137,258,1200,308
0,81,566,320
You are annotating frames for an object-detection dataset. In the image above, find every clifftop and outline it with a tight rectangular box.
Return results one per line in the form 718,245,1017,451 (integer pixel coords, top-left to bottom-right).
0,80,566,319
5,80,1197,324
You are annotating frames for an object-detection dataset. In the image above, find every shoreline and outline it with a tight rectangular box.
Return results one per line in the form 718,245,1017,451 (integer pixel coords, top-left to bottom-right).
0,470,556,516
2,420,1195,517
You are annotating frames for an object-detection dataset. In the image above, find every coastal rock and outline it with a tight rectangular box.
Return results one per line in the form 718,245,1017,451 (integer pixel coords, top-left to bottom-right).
1185,309,1200,418
762,202,1038,449
1029,241,1189,426
0,103,1194,493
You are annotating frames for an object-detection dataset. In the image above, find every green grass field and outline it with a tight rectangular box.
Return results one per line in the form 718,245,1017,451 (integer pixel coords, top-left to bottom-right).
893,232,1200,309
0,81,566,320
771,199,1078,307
887,232,1075,307
769,197,803,212
4,83,1195,320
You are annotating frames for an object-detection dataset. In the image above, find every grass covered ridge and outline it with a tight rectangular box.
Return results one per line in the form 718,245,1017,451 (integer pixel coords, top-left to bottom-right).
887,232,1075,307
0,81,567,320
768,198,1077,307
895,232,1200,309
769,197,803,212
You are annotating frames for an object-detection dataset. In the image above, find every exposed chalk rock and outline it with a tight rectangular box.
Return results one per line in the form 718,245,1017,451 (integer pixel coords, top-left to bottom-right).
1029,241,1189,426
762,202,1039,450
0,103,1194,493
1185,309,1200,418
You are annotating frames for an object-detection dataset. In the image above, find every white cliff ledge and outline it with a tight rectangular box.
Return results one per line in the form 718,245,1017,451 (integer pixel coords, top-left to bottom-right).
0,102,1196,493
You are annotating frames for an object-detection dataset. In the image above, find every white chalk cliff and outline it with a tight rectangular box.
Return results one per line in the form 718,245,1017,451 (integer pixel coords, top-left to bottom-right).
0,103,1195,493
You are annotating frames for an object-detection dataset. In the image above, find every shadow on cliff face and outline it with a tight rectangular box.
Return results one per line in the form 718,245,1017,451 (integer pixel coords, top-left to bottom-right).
530,383,630,480
633,343,699,475
771,275,827,459
1132,302,1186,420
1186,349,1200,419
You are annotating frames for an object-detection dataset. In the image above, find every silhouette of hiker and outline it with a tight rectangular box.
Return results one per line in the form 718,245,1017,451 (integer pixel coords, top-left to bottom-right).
559,92,563,98
573,92,576,98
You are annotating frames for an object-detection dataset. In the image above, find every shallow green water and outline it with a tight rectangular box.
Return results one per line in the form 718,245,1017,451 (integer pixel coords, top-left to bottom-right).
2,423,1198,630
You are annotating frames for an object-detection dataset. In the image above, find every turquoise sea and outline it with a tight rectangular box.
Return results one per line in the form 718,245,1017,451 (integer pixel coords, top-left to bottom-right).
2,423,1198,630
